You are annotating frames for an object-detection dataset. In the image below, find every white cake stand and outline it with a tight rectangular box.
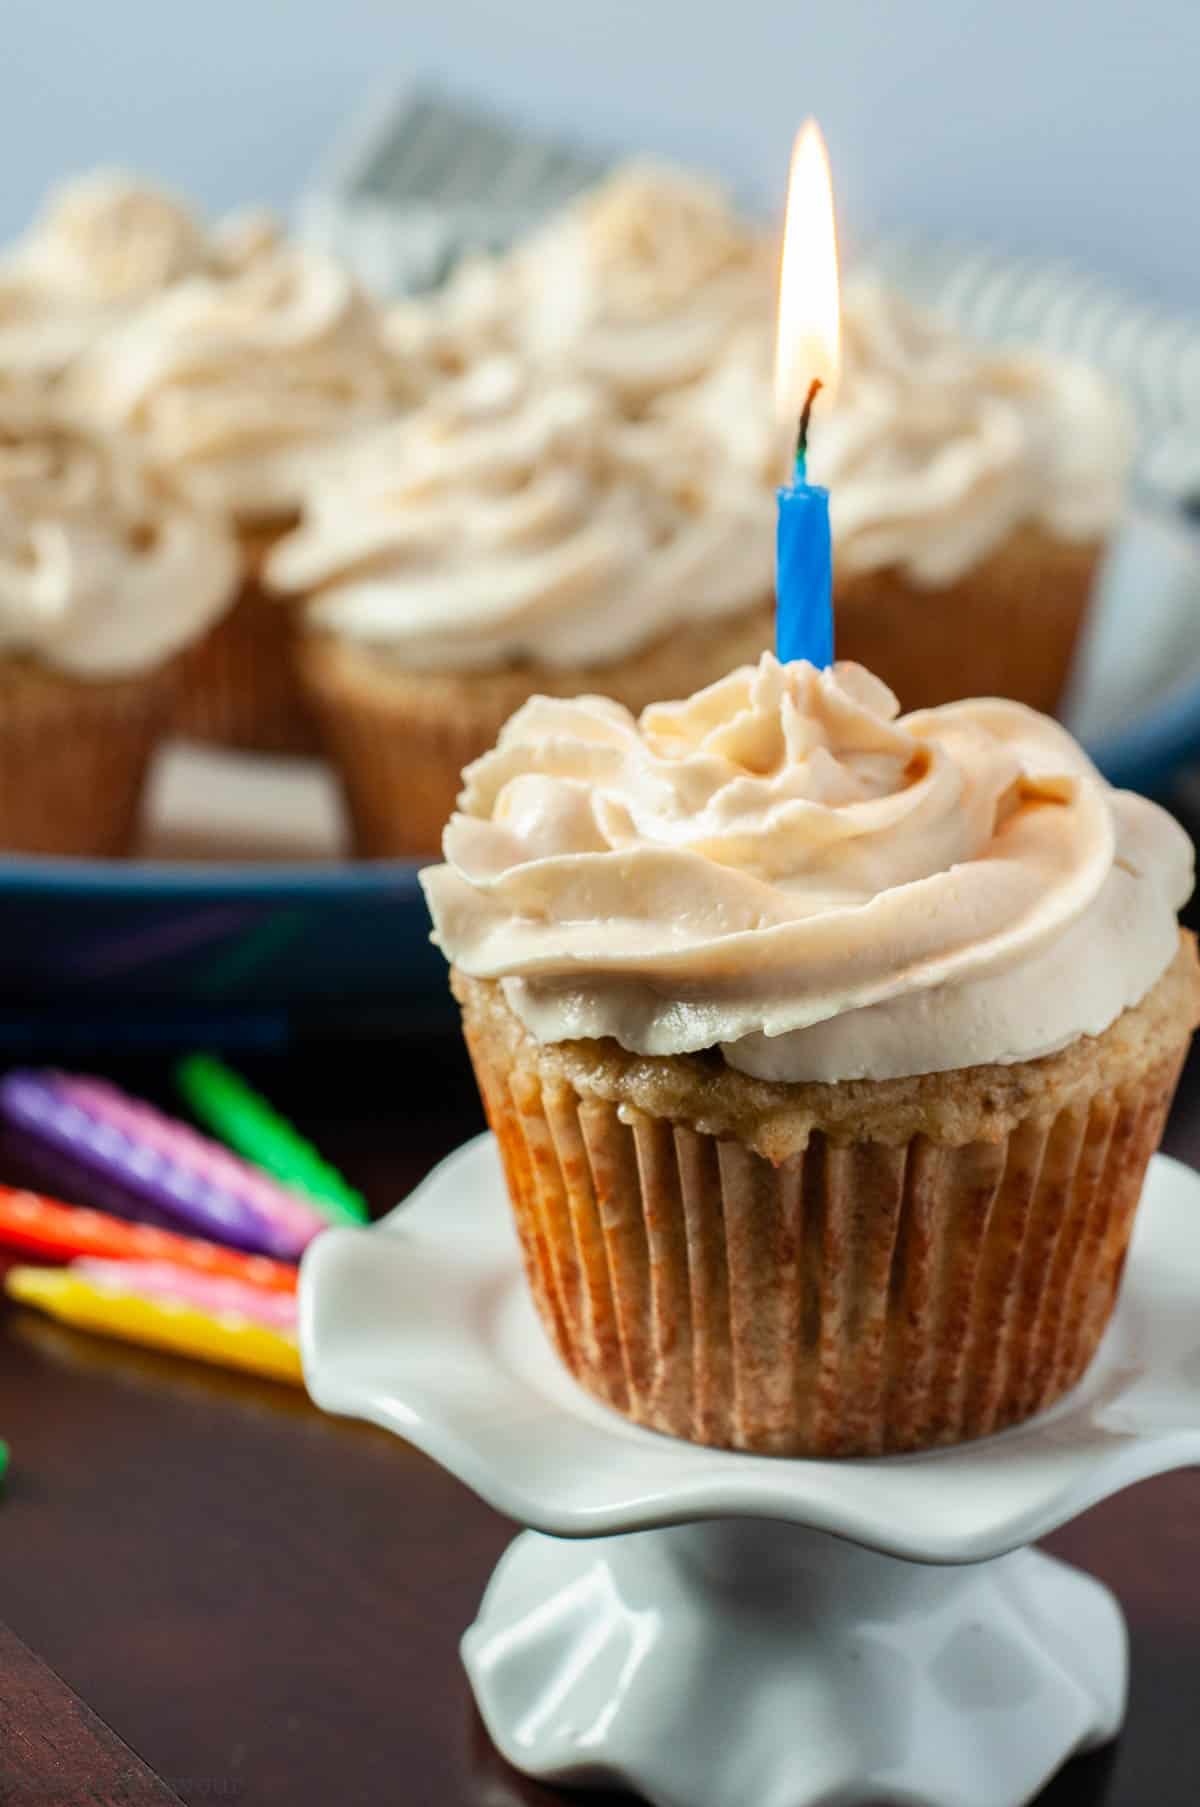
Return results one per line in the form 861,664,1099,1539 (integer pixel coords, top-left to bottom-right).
300,1135,1200,1807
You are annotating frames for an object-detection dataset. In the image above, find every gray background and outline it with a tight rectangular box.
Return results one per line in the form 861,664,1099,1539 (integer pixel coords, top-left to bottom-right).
4,0,1196,307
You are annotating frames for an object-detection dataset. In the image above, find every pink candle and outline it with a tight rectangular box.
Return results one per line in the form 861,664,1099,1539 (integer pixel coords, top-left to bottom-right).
52,1075,329,1252
72,1259,299,1332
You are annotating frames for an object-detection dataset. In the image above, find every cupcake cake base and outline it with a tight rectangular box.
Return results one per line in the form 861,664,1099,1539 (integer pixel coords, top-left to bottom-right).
454,934,1200,1457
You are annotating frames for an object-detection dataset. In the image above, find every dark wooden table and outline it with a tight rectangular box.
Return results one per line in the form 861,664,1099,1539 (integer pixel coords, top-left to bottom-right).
1,1021,1200,1807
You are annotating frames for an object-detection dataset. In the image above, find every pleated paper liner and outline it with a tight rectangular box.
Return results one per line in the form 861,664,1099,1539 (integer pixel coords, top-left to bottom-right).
296,598,776,859
455,962,1197,1458
834,525,1103,718
0,655,179,857
296,633,511,860
172,526,318,756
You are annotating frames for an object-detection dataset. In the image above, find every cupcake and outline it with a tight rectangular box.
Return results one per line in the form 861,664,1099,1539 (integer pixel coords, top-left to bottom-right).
389,160,774,412
68,233,406,752
0,170,223,387
421,653,1200,1457
267,355,775,857
0,395,238,856
667,277,1129,715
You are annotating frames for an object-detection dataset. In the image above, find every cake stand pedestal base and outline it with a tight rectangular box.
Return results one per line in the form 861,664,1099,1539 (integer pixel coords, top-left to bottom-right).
465,1519,1125,1807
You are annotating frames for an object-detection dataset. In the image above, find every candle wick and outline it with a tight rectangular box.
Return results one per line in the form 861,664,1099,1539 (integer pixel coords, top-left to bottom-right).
793,377,823,482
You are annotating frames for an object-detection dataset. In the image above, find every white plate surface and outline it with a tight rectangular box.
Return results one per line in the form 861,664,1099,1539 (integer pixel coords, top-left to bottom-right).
301,1135,1200,1564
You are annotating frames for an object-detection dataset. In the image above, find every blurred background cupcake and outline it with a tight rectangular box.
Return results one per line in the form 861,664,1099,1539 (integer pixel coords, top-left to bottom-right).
67,228,413,753
266,350,775,856
812,280,1130,712
652,269,1131,714
0,394,238,855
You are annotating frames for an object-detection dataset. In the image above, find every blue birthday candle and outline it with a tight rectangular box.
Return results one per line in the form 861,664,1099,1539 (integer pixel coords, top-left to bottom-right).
775,377,833,668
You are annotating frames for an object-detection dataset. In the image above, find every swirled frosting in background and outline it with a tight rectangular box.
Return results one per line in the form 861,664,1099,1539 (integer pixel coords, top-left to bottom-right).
266,354,774,670
385,257,514,387
390,162,774,411
0,171,231,382
67,238,404,523
14,170,212,303
661,276,1129,585
395,163,1126,586
0,397,238,676
422,655,1191,1081
813,280,1130,581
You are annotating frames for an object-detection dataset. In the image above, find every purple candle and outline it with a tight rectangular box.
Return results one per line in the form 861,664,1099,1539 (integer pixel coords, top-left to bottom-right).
0,1072,324,1261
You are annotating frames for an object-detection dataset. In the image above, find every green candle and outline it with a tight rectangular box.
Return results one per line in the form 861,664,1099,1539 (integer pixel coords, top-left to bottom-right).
176,1056,368,1227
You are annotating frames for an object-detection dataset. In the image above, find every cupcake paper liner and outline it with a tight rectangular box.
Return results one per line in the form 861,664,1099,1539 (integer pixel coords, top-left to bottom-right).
173,526,317,756
462,999,1187,1458
835,526,1102,717
297,634,505,859
0,658,177,857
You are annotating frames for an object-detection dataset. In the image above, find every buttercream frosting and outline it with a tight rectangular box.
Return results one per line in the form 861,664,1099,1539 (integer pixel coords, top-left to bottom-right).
421,654,1191,1081
67,238,402,521
395,165,1127,587
0,171,221,381
390,161,773,411
0,396,238,676
15,169,213,303
266,354,774,670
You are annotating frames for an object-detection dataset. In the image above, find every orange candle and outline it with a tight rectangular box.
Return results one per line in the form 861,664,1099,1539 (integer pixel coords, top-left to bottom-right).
0,1185,298,1293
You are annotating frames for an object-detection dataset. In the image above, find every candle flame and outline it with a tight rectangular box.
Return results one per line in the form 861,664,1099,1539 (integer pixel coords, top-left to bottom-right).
774,120,841,440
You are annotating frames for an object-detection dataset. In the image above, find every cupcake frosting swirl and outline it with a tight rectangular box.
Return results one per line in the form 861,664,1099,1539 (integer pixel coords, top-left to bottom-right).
0,172,218,380
67,240,400,521
0,397,238,676
421,654,1192,1080
811,280,1130,582
266,355,774,670
14,170,213,306
392,162,773,411
518,163,771,405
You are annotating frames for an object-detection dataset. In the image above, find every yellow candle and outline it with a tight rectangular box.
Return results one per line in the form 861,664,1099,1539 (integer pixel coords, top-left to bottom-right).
5,1266,303,1386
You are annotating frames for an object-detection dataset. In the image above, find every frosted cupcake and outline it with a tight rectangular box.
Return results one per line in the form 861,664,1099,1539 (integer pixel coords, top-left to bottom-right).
266,355,775,856
668,277,1129,714
0,396,238,855
422,653,1199,1457
0,170,225,386
389,160,773,413
68,234,404,751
